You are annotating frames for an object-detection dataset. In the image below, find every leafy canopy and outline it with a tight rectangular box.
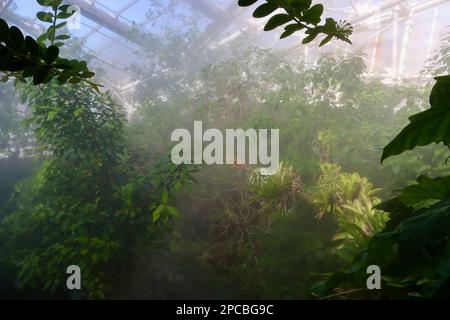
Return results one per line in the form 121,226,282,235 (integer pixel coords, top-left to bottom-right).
0,0,99,91
237,0,353,46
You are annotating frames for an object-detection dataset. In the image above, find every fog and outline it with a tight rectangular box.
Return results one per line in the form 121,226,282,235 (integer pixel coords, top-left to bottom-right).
1,0,450,300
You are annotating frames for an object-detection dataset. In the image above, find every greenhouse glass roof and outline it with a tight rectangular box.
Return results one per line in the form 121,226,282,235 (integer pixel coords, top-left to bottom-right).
1,0,450,96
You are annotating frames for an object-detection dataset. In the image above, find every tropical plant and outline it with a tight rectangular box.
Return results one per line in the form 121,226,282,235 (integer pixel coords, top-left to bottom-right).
248,162,303,215
308,164,388,261
0,0,98,89
309,164,381,217
237,0,353,46
314,74,450,299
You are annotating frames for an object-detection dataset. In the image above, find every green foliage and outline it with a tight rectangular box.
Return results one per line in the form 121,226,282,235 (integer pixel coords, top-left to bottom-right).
314,179,450,299
382,76,450,163
0,1,99,90
397,175,450,209
237,0,353,46
308,164,388,261
239,52,434,193
236,212,342,299
0,82,196,298
129,43,442,298
248,162,302,214
309,164,381,218
0,0,387,300
235,11,449,299
316,56,450,297
0,82,22,155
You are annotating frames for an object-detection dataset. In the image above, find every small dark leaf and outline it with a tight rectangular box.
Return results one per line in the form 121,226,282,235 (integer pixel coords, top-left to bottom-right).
0,45,8,57
253,3,279,18
57,71,71,84
47,26,56,39
55,34,70,40
58,5,72,12
85,80,102,93
302,31,319,44
52,0,63,9
302,4,323,25
55,22,67,29
264,14,293,31
80,71,95,79
2,57,29,71
0,19,9,41
291,0,312,12
37,34,48,43
53,60,72,69
69,77,81,84
25,36,40,57
45,45,59,64
23,66,41,78
36,0,52,6
9,26,25,50
37,11,54,23
238,0,258,7
33,68,49,85
319,34,333,47
280,23,304,39
42,73,54,84
57,12,74,19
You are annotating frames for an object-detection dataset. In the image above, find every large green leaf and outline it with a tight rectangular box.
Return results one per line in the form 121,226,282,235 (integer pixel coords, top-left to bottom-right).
381,107,450,163
381,76,450,162
376,197,414,232
399,175,450,206
430,75,450,109
393,197,450,253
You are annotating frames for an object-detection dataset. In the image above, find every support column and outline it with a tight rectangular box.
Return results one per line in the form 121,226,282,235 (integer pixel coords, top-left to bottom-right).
392,5,400,81
398,10,413,83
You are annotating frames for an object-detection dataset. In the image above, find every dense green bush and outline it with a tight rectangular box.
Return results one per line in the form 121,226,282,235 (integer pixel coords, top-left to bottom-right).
0,82,195,298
